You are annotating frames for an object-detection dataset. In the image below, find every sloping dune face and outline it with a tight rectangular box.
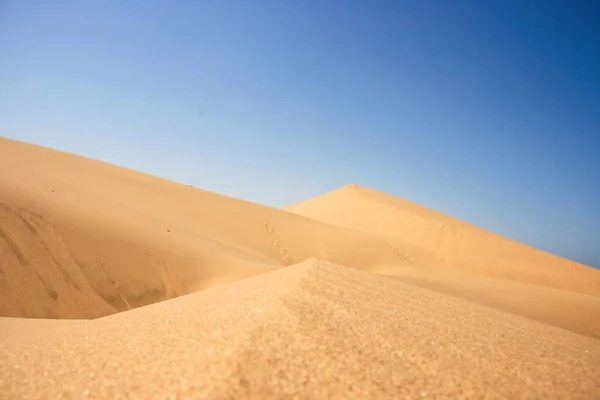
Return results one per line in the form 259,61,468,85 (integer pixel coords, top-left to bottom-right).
1,260,599,399
1,138,600,339
0,139,406,319
2,139,600,398
285,184,600,297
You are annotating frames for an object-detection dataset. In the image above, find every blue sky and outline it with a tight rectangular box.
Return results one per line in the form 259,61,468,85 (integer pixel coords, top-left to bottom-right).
1,1,599,267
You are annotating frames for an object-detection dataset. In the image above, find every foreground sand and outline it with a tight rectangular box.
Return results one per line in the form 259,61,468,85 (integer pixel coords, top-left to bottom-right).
1,138,600,398
2,260,599,399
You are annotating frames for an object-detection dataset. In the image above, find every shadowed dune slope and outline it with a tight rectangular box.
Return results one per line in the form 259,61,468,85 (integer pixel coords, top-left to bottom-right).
285,184,600,297
0,138,410,319
1,260,599,399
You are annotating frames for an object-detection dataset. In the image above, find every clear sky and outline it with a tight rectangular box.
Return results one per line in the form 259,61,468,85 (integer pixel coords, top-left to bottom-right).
1,1,599,267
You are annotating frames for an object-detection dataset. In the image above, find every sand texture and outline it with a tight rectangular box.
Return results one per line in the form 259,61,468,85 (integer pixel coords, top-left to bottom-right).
1,138,599,399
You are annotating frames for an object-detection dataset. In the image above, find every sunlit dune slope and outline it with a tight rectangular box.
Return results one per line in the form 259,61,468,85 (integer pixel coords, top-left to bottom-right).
2,138,599,340
1,260,599,399
285,184,600,297
0,139,406,319
379,264,600,338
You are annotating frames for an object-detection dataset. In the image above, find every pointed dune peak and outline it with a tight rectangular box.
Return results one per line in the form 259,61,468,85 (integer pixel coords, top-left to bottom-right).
288,183,454,220
286,185,600,297
340,183,364,191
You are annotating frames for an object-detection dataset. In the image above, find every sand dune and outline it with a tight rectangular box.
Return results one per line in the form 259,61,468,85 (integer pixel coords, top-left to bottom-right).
285,184,600,297
2,138,600,398
0,138,406,318
380,265,600,338
1,260,599,399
